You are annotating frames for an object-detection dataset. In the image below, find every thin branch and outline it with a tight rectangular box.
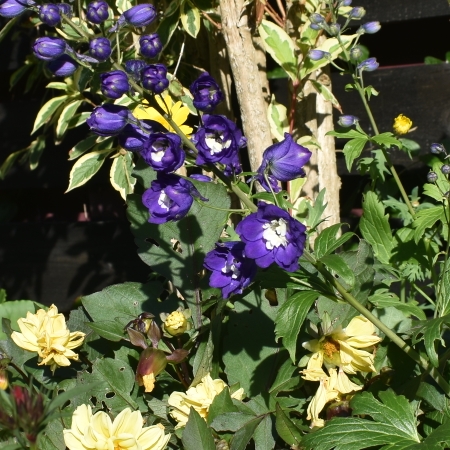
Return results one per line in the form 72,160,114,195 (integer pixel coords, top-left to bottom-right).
201,11,222,30
264,4,284,28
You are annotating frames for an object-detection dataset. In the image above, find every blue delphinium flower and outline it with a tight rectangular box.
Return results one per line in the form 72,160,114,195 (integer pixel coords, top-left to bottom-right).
125,59,146,81
39,3,61,26
254,133,311,193
349,6,365,18
359,21,381,34
57,3,71,17
140,132,185,173
89,38,112,61
236,202,307,272
140,33,162,59
86,0,109,23
190,72,223,113
357,57,379,72
100,70,130,99
0,0,34,18
141,64,169,94
190,174,212,182
204,242,257,299
109,4,157,31
142,174,207,224
192,114,246,166
338,115,359,127
87,104,135,136
33,37,66,61
118,120,161,152
47,55,78,76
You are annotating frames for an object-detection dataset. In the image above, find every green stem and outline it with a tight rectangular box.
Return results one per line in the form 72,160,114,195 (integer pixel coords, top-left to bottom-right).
61,14,90,41
412,283,435,307
303,250,450,396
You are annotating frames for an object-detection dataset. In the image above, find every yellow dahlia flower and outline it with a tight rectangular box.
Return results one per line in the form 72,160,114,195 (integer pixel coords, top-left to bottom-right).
393,114,412,135
63,405,170,450
168,373,245,428
11,304,85,373
302,315,382,375
134,93,193,136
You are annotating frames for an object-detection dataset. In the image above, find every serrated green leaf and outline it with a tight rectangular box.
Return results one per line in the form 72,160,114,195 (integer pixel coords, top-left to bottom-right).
275,403,303,447
110,152,136,200
182,408,216,450
254,414,276,450
305,188,327,230
320,254,355,288
360,191,394,264
275,291,318,362
315,224,354,259
327,129,367,139
208,388,239,425
369,291,426,320
413,206,445,244
258,19,298,82
38,419,66,450
180,0,201,38
423,183,443,202
56,99,82,142
66,148,113,192
371,132,401,149
343,138,368,171
31,95,68,135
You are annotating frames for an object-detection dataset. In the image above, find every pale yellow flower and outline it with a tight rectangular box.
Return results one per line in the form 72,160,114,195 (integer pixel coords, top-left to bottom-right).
161,308,191,336
134,93,193,136
393,114,412,135
168,373,245,428
302,315,382,375
63,405,170,450
0,369,7,390
11,304,85,373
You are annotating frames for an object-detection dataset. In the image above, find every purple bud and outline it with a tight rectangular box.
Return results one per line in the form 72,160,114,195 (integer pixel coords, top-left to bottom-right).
190,72,223,113
89,37,111,62
125,59,146,81
357,57,379,72
310,23,321,30
141,63,169,94
0,0,33,18
33,37,66,61
47,54,78,76
190,174,212,182
427,172,438,183
328,23,341,36
431,143,445,154
338,115,359,127
100,70,130,99
39,3,61,26
310,13,324,24
123,3,157,27
441,165,450,175
308,49,330,61
86,0,109,23
341,0,352,5
139,33,162,59
360,21,381,34
349,7,365,18
57,3,71,17
87,104,133,136
118,120,161,152
140,132,185,172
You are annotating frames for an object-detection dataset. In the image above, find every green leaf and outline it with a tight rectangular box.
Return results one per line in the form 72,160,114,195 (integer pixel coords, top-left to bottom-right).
254,414,276,450
208,388,239,425
68,111,90,128
68,135,99,160
258,19,298,82
157,10,180,49
180,0,201,38
230,416,263,450
275,291,318,362
320,254,355,288
191,330,214,386
0,16,18,44
371,132,402,149
369,290,426,320
56,99,83,142
211,412,257,432
31,95,68,135
301,391,421,450
86,320,125,342
413,206,445,244
29,135,47,170
305,188,327,230
327,129,367,140
66,148,113,192
110,152,136,200
275,403,303,447
437,266,450,316
360,191,394,264
0,148,28,179
0,300,45,340
309,79,341,109
182,408,216,450
38,419,66,450
269,352,302,394
343,138,368,171
314,224,354,259
46,81,69,91
425,56,443,65
267,94,289,141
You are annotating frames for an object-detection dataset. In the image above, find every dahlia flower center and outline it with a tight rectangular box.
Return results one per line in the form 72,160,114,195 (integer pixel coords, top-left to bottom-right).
222,258,240,279
262,218,288,249
151,141,167,162
158,190,172,210
205,131,231,155
322,338,340,358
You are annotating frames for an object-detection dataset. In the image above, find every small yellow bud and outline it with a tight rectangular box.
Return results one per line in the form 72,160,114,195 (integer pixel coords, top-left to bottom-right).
393,114,412,135
0,369,8,390
164,311,188,336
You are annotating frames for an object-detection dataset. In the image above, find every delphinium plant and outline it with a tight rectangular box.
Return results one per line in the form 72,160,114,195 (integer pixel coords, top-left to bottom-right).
1,0,450,449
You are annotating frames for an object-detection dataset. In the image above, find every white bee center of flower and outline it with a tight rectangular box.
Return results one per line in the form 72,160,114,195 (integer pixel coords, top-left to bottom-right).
158,190,171,210
222,259,240,279
262,218,288,249
151,141,166,162
205,132,231,155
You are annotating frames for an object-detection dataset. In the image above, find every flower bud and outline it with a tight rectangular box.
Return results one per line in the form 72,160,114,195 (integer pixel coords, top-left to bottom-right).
140,33,162,59
100,70,130,99
33,36,66,61
86,0,109,24
310,23,321,30
89,37,111,61
338,115,359,127
118,120,160,152
393,114,412,135
360,21,381,34
328,23,341,36
123,3,157,27
190,72,224,113
441,165,450,175
125,59,146,81
308,49,330,61
350,46,364,61
0,369,8,390
57,3,71,17
87,104,133,136
162,309,191,336
430,143,445,154
349,7,365,18
141,63,169,94
0,0,34,18
136,347,168,392
39,3,61,26
341,0,352,5
427,172,438,183
357,57,379,72
47,54,78,77
310,13,324,25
